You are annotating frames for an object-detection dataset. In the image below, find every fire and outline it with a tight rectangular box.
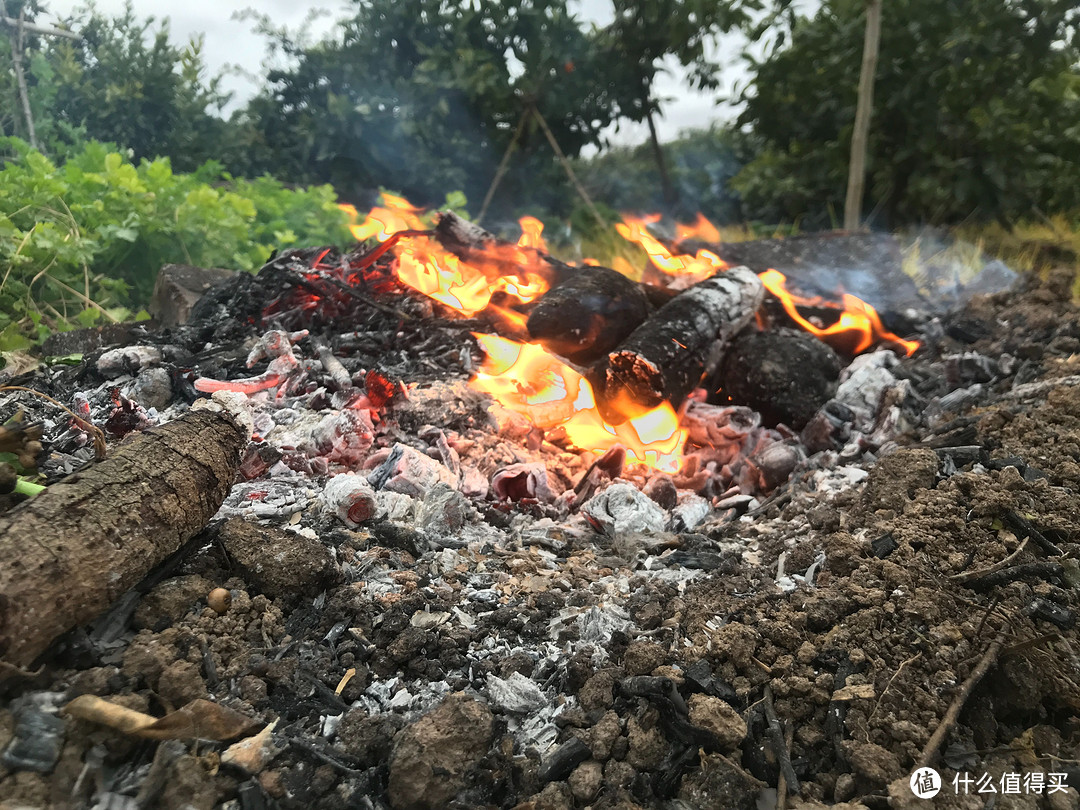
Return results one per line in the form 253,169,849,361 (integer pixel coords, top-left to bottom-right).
471,333,686,472
339,194,550,317
760,269,919,356
616,214,727,285
676,213,722,244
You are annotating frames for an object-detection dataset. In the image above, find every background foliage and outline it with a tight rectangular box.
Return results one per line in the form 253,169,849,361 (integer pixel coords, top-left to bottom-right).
0,137,351,343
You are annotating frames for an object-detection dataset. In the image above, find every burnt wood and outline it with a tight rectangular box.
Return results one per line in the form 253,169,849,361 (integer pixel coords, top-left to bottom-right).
0,409,246,670
587,266,764,423
526,265,650,364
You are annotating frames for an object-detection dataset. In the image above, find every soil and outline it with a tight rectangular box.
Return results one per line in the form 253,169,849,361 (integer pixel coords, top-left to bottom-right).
2,266,1080,810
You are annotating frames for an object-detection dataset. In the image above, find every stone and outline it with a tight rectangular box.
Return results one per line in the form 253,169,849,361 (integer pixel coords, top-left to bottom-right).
387,694,494,810
219,518,341,600
687,694,747,752
588,711,622,760
134,575,215,630
625,714,667,770
622,640,666,676
842,740,902,788
157,660,208,707
568,760,603,802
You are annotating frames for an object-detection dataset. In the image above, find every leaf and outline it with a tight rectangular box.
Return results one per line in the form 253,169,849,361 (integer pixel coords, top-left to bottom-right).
65,696,261,742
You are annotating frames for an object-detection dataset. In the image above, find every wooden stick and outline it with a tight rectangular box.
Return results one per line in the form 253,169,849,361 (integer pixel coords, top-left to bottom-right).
530,105,606,228
0,409,246,670
843,0,883,231
917,632,1006,768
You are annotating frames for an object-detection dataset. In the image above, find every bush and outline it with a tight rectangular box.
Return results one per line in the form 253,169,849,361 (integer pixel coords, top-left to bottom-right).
0,138,352,344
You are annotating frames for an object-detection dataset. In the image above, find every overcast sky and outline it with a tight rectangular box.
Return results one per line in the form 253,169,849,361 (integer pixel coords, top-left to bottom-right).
41,0,759,146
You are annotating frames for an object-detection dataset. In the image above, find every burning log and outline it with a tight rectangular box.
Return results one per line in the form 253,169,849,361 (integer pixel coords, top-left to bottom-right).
588,266,765,423
526,265,650,364
0,409,246,670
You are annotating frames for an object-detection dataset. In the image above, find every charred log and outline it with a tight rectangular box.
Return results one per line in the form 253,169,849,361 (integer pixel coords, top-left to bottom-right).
712,328,842,429
588,267,764,424
0,409,246,670
526,266,650,364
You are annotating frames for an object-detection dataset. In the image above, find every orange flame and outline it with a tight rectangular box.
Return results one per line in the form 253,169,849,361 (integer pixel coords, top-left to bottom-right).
760,269,919,356
339,195,550,317
675,213,721,244
472,333,686,472
616,215,727,285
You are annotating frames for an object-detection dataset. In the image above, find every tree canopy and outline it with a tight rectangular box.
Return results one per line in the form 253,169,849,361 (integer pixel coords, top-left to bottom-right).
733,0,1080,227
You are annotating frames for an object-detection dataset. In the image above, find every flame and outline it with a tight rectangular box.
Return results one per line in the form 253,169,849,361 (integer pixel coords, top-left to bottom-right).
339,194,550,317
472,333,686,472
675,213,722,244
760,269,919,356
616,215,727,284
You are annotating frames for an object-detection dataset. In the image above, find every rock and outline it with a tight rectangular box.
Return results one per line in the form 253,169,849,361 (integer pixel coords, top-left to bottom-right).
157,660,208,707
578,670,617,713
219,518,340,600
842,740,902,788
130,367,173,411
687,694,747,752
625,714,668,770
622,640,666,676
151,263,235,326
221,721,280,774
588,711,622,760
859,448,939,513
134,575,215,630
568,760,603,802
387,694,494,810
677,752,764,810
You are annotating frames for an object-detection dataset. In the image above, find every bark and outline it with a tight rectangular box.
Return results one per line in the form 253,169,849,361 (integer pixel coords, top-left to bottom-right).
526,265,651,364
0,409,246,669
588,266,764,423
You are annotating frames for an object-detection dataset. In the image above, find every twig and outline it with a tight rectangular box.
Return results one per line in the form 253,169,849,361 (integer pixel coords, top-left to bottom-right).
762,685,800,795
917,632,1006,768
951,537,1029,583
530,105,606,227
1001,510,1062,556
477,109,529,225
863,652,921,740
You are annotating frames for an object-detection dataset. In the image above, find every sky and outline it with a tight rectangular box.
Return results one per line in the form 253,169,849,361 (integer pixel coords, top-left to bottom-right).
40,0,761,146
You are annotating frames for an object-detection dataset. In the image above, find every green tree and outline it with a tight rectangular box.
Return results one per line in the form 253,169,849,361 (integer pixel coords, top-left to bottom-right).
39,1,233,171
733,0,1080,227
235,0,623,217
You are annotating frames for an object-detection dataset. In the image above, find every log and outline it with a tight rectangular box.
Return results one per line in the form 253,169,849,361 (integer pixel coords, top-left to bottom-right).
587,266,764,424
0,409,246,669
526,265,650,364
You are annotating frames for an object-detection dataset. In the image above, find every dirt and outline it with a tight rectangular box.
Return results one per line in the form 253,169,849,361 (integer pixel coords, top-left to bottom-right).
2,269,1080,809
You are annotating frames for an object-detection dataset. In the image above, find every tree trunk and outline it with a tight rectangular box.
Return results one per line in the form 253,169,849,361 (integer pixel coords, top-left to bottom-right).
0,409,246,669
843,0,883,231
645,95,676,206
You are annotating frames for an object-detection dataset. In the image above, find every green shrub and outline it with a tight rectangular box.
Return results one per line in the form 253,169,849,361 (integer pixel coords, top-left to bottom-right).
0,137,353,343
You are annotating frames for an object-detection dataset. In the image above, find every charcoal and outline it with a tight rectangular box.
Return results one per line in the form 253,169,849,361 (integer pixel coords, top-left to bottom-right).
2,694,65,773
538,737,591,783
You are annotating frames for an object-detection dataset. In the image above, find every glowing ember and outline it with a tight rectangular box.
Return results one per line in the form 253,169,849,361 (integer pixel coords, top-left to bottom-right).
339,195,550,317
472,333,686,472
760,269,919,356
616,214,728,285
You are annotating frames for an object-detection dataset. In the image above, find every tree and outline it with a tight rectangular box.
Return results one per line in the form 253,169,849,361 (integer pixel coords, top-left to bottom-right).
237,0,623,217
39,1,232,171
598,0,783,206
733,0,1080,227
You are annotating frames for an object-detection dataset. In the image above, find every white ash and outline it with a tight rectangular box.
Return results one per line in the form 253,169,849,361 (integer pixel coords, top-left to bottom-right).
582,482,667,537
368,443,459,497
486,672,548,714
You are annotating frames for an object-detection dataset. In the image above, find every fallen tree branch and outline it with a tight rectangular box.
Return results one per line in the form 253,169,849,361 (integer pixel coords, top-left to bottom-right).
0,408,246,670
